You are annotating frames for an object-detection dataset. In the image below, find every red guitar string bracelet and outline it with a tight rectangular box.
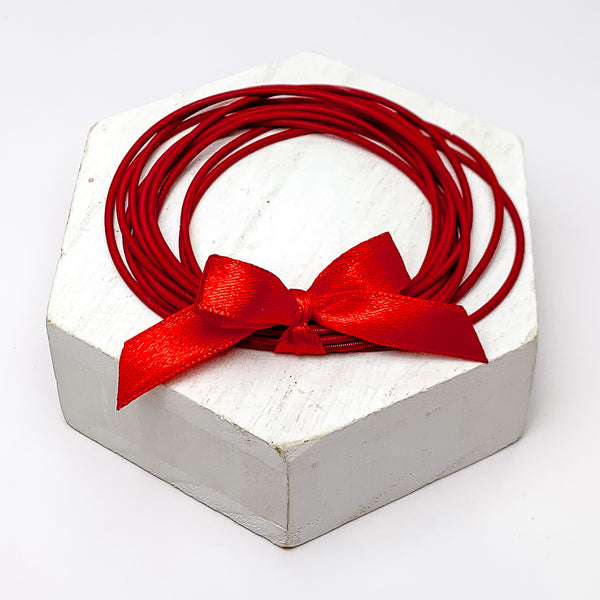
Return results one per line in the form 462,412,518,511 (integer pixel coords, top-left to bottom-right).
104,84,525,409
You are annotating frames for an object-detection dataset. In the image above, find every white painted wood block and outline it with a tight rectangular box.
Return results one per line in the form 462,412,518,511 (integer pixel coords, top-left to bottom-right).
47,53,537,547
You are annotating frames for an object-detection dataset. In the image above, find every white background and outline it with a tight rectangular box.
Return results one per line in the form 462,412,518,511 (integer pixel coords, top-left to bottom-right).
1,1,599,598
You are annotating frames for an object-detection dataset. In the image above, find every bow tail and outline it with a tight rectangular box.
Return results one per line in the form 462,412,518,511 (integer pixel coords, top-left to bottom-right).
117,306,255,410
274,324,326,355
315,293,488,363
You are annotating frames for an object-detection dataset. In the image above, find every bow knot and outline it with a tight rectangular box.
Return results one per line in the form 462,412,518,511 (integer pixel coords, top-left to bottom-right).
291,288,313,325
274,288,325,356
116,233,488,410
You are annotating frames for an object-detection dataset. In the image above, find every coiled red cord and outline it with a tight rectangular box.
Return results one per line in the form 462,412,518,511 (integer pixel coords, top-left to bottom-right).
104,84,525,353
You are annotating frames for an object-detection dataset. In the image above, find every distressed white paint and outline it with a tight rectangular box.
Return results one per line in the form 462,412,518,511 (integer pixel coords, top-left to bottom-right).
47,53,537,547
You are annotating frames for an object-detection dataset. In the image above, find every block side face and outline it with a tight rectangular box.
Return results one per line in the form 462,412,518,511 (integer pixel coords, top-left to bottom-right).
48,52,537,447
285,340,536,547
47,323,289,538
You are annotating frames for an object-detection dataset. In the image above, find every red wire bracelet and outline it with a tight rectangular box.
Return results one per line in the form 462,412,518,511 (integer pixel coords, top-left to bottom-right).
104,84,525,354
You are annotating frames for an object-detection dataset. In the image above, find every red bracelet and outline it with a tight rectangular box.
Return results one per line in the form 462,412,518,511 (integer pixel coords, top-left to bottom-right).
105,84,527,410
105,84,524,358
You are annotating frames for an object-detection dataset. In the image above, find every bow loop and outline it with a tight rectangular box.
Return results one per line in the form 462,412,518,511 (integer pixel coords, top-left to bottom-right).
309,232,412,296
197,254,298,328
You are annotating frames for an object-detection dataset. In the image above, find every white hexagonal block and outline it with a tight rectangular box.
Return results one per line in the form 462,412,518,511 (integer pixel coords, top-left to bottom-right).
47,53,537,547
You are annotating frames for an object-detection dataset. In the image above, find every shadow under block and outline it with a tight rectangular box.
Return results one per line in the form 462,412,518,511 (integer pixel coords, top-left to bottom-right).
47,53,537,547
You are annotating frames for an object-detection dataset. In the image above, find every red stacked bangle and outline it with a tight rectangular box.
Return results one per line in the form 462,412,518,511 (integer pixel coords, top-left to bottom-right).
105,84,525,353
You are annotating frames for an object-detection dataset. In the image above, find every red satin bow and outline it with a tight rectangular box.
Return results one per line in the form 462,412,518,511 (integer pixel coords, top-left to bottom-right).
117,233,487,409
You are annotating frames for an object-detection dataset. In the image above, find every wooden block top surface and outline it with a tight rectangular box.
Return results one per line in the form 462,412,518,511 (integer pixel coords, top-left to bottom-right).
48,53,537,448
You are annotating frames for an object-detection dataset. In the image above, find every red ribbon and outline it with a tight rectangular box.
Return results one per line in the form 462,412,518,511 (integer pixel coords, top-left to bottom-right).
117,233,487,409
